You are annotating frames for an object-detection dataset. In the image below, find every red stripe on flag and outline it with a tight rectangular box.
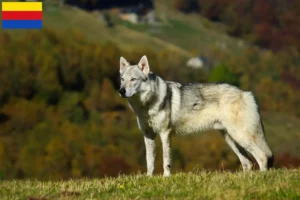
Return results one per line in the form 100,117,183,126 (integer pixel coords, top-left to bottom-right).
2,11,42,20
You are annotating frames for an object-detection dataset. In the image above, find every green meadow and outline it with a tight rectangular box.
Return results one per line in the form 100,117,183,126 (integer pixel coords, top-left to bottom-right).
1,169,299,200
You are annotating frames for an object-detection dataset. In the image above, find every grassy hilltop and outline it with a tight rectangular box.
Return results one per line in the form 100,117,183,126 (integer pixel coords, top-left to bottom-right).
1,169,299,200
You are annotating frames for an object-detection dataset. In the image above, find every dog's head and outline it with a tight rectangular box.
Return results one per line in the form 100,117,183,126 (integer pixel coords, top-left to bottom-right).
119,55,150,98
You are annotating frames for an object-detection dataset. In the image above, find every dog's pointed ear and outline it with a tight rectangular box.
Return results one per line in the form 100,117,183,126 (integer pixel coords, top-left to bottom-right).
120,57,129,74
138,55,149,77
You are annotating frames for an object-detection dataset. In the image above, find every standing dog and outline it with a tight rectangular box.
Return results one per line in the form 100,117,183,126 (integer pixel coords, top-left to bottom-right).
119,55,273,176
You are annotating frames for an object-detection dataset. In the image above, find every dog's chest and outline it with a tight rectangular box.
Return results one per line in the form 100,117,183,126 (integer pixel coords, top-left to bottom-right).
139,108,169,133
128,91,170,133
131,103,169,133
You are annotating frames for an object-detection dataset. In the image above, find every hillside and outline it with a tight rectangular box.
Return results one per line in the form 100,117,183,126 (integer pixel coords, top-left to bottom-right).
0,0,246,57
1,169,299,200
0,5,187,57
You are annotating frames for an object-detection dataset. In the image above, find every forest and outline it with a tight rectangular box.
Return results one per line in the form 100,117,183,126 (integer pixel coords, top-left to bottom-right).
175,0,300,52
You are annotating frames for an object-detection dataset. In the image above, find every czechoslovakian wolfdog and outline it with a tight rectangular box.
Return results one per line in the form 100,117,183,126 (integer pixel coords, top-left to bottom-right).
119,55,273,176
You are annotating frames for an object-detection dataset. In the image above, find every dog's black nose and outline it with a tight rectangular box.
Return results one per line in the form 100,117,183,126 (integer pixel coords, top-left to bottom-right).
119,88,126,96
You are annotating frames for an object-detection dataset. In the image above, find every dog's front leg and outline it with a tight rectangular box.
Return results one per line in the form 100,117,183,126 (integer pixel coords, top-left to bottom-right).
160,132,172,177
144,134,156,176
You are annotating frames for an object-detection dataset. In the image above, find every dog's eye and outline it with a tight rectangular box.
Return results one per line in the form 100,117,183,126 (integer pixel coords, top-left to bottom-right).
131,78,137,81
121,78,124,81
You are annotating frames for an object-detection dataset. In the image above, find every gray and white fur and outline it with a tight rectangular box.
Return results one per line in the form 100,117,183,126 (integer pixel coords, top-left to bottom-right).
119,55,273,177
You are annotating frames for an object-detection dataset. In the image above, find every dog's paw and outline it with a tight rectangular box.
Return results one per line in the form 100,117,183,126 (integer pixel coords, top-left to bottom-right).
146,173,153,177
163,172,171,177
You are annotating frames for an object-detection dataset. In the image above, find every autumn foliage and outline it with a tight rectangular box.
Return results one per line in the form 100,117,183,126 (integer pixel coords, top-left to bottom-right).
174,0,300,52
0,28,299,180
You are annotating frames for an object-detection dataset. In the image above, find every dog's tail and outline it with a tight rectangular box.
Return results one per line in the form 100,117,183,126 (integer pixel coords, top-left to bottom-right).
243,92,274,169
260,119,274,169
267,154,274,169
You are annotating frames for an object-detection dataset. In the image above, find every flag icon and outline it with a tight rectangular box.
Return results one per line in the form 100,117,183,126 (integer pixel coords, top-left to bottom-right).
2,2,43,29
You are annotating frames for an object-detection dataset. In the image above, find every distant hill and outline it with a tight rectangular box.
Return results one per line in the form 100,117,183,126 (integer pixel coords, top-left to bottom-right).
65,0,153,10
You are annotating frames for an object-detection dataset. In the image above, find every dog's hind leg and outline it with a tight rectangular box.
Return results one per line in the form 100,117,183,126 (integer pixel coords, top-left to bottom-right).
221,131,253,171
227,129,273,171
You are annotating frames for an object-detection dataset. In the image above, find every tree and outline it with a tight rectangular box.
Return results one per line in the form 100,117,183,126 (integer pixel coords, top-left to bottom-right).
208,64,240,86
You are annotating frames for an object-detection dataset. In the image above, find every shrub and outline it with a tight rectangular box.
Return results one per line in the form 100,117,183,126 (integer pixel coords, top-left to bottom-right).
208,64,240,86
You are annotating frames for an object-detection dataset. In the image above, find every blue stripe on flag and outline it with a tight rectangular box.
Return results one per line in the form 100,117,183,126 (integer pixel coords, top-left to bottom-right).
2,20,42,29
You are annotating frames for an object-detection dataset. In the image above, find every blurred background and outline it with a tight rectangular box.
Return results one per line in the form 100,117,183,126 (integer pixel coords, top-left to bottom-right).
0,0,299,180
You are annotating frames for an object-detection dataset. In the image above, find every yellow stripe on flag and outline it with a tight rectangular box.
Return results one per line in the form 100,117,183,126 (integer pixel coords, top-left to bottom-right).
2,2,42,11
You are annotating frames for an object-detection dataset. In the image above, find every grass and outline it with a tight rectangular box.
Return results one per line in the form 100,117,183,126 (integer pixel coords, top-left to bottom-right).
0,169,299,199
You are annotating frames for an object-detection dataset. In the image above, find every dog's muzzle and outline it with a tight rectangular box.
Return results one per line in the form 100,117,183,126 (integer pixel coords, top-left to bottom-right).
119,88,126,97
